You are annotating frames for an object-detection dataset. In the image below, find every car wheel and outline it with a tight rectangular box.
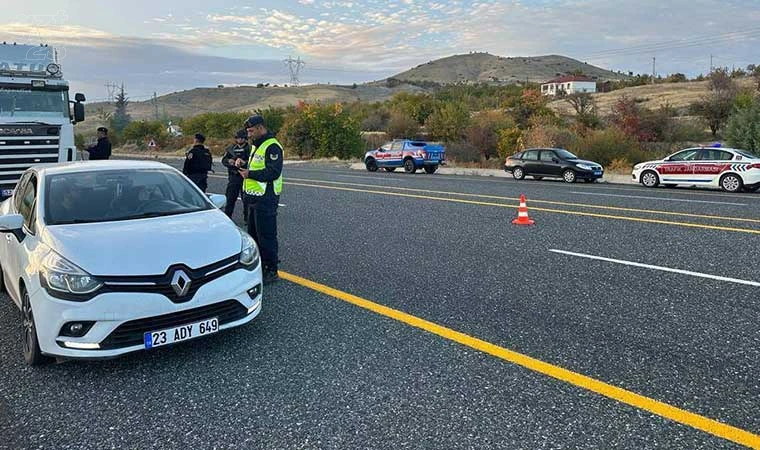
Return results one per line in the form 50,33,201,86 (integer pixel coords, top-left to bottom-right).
532,176,543,181
403,158,416,174
512,167,525,180
384,167,396,172
720,173,743,193
21,287,50,366
424,165,438,174
365,158,378,172
640,170,659,188
562,169,577,183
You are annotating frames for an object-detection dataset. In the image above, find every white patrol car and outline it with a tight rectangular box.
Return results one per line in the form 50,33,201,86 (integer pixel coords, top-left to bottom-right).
632,147,760,193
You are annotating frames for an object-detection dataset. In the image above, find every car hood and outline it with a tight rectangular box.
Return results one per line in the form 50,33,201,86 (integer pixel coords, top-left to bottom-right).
570,159,603,167
41,209,242,276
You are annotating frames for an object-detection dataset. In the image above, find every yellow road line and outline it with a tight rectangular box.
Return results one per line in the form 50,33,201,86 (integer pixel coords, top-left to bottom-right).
289,177,760,225
289,182,760,235
279,270,760,449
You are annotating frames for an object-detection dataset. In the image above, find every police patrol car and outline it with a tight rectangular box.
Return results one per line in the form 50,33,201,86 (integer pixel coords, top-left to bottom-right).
631,146,760,193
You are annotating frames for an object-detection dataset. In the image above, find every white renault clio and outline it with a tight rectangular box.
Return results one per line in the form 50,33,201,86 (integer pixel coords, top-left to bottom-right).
0,161,263,365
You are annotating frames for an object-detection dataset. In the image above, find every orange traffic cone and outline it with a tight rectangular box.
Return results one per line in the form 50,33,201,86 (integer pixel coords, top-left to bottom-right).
512,194,535,226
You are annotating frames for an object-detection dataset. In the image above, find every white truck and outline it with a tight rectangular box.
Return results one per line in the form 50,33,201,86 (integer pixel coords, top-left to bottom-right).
0,43,85,199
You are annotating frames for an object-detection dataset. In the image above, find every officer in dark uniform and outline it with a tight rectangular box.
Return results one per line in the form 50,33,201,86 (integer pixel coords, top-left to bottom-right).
238,115,283,284
85,127,112,160
182,133,213,192
221,129,250,220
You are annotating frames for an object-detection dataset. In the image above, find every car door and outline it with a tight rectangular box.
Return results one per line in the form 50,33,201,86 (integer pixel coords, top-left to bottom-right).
4,173,37,302
538,150,562,176
389,141,404,167
375,143,391,167
659,149,700,183
692,149,734,184
521,150,541,175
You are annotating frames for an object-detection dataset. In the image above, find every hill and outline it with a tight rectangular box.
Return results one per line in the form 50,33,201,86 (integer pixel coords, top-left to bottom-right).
390,53,629,85
548,77,756,116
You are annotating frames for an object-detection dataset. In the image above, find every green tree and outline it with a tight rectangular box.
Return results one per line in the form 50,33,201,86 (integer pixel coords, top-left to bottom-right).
386,110,420,139
466,110,514,160
255,106,287,136
110,84,131,133
564,92,600,129
726,98,760,152
425,102,470,142
122,120,167,147
280,103,363,159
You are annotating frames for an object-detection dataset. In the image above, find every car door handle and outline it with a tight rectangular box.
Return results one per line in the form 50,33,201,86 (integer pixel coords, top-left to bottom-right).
5,235,10,242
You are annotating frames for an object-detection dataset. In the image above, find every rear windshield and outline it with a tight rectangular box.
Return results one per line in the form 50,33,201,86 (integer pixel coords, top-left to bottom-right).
45,169,212,225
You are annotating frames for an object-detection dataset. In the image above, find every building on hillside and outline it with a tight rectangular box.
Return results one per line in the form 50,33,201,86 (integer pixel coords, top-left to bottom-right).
541,75,597,96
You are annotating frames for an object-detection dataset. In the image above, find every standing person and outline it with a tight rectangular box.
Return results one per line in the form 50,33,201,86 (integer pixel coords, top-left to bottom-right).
238,115,283,285
183,133,213,192
221,129,250,220
85,127,112,160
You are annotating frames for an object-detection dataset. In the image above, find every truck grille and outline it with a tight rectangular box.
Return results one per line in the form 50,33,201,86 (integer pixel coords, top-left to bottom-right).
0,125,62,192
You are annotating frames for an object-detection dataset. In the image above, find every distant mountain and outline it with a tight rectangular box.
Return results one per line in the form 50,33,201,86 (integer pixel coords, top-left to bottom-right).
390,53,629,85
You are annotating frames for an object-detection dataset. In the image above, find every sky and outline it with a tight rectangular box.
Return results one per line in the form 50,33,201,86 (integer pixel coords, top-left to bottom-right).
2,0,759,101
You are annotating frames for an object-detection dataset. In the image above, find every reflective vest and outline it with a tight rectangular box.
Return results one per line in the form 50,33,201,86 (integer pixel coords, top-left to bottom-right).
243,137,283,196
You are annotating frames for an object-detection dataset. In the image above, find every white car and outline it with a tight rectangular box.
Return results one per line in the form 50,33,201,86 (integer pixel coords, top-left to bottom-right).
632,147,760,193
0,161,263,365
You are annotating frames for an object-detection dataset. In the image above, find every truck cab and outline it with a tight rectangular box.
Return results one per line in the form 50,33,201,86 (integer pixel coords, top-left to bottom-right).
364,139,446,174
0,43,85,199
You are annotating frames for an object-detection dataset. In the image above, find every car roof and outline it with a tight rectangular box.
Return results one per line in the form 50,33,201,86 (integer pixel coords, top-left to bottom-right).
31,160,174,177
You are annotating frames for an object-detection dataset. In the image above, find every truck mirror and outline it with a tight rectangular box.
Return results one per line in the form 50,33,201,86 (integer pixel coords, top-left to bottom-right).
75,93,86,102
73,102,85,123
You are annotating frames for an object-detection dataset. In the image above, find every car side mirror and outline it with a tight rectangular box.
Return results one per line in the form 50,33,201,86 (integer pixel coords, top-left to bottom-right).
0,214,23,232
663,157,670,162
207,194,226,210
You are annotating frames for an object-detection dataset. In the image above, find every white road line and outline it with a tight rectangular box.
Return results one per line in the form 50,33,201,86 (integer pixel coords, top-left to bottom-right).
569,191,747,206
549,249,760,287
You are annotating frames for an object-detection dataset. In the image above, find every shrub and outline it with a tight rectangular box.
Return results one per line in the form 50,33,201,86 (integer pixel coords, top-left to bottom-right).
425,102,470,142
726,97,760,152
496,127,523,159
466,110,514,160
570,127,646,167
386,110,420,139
445,141,480,163
280,102,364,159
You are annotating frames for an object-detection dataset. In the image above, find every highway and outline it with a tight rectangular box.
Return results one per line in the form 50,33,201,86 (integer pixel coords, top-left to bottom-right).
1,161,758,449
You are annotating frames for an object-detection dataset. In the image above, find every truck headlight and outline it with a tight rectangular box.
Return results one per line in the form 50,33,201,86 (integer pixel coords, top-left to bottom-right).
239,230,260,268
40,250,102,296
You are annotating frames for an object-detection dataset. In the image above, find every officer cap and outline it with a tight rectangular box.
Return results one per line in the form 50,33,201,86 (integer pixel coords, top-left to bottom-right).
194,133,206,143
235,129,248,139
243,115,264,129
97,127,108,134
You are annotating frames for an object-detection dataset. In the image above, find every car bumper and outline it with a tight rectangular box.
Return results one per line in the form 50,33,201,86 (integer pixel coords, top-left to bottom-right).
29,265,263,359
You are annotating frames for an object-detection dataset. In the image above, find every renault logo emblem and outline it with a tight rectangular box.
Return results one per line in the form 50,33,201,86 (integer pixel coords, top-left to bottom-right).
170,270,192,297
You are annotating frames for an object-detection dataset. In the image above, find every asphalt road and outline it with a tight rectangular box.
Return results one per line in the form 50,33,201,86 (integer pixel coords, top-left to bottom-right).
1,161,758,449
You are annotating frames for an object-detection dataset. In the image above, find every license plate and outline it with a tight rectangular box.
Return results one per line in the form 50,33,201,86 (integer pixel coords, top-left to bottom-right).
1,189,13,197
144,317,219,349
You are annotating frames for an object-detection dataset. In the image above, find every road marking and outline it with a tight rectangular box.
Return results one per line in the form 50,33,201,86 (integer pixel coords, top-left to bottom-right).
289,178,760,224
289,181,760,235
549,249,760,287
569,191,747,206
278,270,760,448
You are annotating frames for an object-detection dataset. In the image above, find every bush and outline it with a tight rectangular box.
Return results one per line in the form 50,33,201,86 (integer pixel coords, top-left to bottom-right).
386,110,420,139
426,102,470,142
570,127,646,167
496,127,522,159
445,141,480,163
360,108,390,131
180,112,251,139
522,124,578,150
726,97,760,152
466,110,514,160
280,102,364,159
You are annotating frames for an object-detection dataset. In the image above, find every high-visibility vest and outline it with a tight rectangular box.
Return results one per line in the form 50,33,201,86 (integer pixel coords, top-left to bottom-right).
243,137,283,196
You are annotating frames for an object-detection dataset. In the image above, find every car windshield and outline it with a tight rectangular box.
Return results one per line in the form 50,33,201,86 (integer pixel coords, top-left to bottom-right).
556,150,578,159
44,169,212,225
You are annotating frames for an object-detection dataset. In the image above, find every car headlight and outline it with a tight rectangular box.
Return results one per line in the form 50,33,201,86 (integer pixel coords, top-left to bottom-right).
40,250,102,296
576,163,594,171
239,230,260,268
633,164,643,170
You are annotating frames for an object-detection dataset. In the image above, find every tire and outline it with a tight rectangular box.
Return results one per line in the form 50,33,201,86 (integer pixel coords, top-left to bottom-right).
424,165,438,174
365,158,378,172
403,158,416,174
0,264,5,294
384,167,396,172
21,287,50,366
512,167,525,180
640,170,659,188
562,169,577,183
532,176,543,181
719,173,743,193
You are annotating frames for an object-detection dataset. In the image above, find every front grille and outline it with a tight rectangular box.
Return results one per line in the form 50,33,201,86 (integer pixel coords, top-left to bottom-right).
0,125,61,188
97,254,243,304
99,300,248,350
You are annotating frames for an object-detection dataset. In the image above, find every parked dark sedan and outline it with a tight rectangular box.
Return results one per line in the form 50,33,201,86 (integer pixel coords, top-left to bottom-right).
504,148,604,183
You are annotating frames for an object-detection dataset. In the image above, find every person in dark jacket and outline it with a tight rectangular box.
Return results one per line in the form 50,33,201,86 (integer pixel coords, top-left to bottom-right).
238,115,283,284
85,127,112,160
221,129,250,220
182,133,213,192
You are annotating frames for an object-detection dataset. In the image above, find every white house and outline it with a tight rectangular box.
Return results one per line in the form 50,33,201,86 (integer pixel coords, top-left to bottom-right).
541,76,597,96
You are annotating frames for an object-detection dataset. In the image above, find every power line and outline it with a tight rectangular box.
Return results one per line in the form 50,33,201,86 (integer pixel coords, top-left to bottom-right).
284,56,306,86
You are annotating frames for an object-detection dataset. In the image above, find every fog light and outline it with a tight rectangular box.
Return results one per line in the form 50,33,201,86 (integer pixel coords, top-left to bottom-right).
63,342,100,350
59,321,95,338
247,284,262,300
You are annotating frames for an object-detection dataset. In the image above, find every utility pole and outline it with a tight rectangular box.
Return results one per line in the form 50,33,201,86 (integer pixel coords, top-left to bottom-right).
652,57,656,84
151,92,159,120
710,54,713,73
104,81,117,103
284,56,305,86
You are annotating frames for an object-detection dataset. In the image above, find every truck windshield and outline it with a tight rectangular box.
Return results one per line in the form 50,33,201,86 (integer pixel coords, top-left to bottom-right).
0,88,69,118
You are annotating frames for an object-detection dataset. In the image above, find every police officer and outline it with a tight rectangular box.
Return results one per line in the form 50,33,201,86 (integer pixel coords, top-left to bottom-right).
183,133,213,192
238,115,283,285
85,127,112,160
221,129,250,220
